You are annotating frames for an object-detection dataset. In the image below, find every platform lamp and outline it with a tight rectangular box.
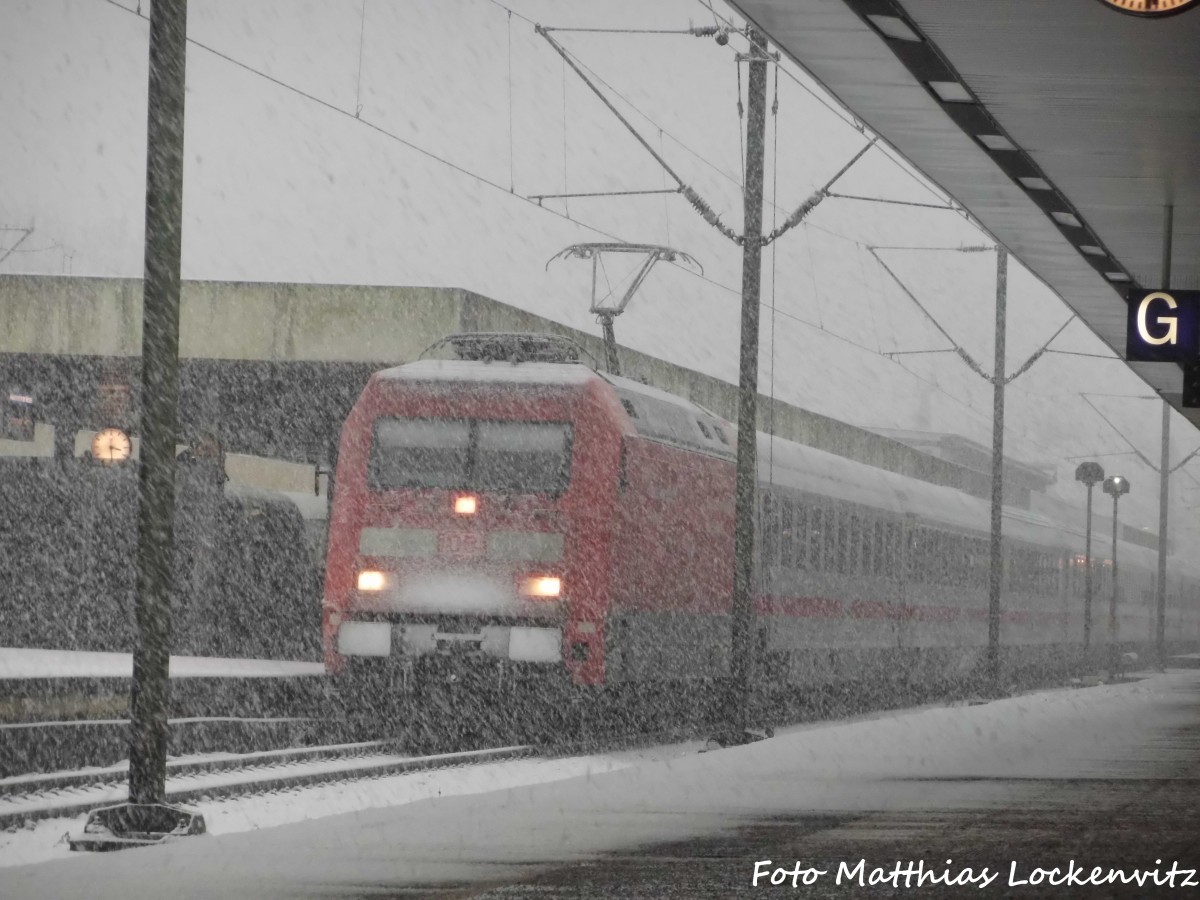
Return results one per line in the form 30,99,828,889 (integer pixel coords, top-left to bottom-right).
1102,475,1130,679
1074,462,1104,652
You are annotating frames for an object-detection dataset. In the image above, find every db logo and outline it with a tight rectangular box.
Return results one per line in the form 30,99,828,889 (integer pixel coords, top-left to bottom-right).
1126,289,1199,362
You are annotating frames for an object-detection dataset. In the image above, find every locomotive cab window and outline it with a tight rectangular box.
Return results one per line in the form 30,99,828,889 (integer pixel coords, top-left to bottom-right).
476,421,572,494
369,418,573,495
371,419,470,490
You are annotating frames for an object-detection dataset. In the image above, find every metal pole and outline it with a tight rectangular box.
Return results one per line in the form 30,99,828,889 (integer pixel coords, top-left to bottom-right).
600,314,620,375
986,248,1008,690
1084,483,1093,651
1109,493,1120,679
728,30,768,737
1156,202,1172,671
1162,202,1174,288
1156,400,1169,670
129,0,188,805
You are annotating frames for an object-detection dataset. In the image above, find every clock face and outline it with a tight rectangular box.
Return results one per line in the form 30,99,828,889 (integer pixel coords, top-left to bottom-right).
1098,0,1200,16
92,427,132,463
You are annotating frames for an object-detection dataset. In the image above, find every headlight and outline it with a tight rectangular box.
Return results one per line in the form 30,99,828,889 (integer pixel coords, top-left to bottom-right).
357,570,387,591
520,575,561,599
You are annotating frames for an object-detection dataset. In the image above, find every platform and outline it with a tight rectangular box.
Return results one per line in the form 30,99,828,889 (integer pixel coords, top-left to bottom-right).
0,648,330,775
2,670,1198,897
0,647,325,680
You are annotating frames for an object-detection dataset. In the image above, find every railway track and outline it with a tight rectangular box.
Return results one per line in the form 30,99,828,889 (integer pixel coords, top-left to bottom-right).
6,676,1055,832
0,741,537,830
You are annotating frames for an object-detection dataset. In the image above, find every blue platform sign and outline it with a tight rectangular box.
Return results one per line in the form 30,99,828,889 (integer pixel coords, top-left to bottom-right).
1126,289,1200,362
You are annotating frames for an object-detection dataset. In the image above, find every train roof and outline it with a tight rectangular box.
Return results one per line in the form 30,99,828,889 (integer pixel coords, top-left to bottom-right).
374,359,599,387
365,352,1195,577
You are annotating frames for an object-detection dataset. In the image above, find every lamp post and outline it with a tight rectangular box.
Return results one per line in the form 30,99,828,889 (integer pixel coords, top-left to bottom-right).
1102,475,1130,679
1074,462,1104,653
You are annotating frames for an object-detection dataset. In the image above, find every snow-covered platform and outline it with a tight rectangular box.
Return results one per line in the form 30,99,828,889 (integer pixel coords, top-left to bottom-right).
0,647,325,681
3,671,1199,898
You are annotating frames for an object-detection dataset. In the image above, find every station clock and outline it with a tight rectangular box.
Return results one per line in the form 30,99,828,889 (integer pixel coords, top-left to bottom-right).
91,427,132,464
1097,0,1200,16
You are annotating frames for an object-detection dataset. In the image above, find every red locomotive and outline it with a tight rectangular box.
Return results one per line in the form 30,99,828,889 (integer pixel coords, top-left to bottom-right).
323,333,1200,716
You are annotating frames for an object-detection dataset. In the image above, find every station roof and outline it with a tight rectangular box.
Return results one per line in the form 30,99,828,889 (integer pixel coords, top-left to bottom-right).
732,0,1200,426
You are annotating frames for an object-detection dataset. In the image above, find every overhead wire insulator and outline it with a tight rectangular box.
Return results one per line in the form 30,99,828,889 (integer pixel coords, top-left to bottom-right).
681,185,743,245
762,190,825,246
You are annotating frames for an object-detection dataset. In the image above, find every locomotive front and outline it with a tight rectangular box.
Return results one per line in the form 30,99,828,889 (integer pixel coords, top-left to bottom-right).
323,336,626,707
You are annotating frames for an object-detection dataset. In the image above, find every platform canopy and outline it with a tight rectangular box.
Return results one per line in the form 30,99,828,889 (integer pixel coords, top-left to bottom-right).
732,0,1200,425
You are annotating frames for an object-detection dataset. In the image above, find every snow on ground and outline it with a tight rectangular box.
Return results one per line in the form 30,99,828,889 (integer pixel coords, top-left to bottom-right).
0,647,324,679
1,672,1196,898
0,742,682,870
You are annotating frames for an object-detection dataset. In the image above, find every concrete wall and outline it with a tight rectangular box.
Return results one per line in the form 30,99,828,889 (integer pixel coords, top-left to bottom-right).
0,275,462,363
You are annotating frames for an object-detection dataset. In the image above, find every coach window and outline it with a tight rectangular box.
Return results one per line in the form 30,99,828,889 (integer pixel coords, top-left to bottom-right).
848,513,862,575
842,513,854,575
821,508,833,572
873,522,883,576
863,516,874,575
877,521,889,576
1010,548,1031,593
798,504,814,570
1009,548,1026,592
944,533,961,585
931,531,946,584
792,501,806,569
761,494,780,568
870,518,882,575
955,536,970,586
840,511,849,573
864,517,873,576
798,503,811,569
918,530,932,583
892,523,904,577
806,507,822,571
1043,553,1057,594
779,499,795,569
814,508,827,573
955,535,968,585
908,529,922,581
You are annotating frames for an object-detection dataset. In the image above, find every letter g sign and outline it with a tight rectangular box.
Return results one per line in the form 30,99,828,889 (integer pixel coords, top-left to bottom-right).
1136,292,1177,346
1127,289,1199,362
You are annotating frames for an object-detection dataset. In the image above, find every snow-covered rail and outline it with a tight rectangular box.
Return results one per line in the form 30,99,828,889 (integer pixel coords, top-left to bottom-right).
0,742,535,829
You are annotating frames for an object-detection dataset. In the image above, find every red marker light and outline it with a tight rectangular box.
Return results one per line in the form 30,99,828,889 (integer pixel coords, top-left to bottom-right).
454,494,478,515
